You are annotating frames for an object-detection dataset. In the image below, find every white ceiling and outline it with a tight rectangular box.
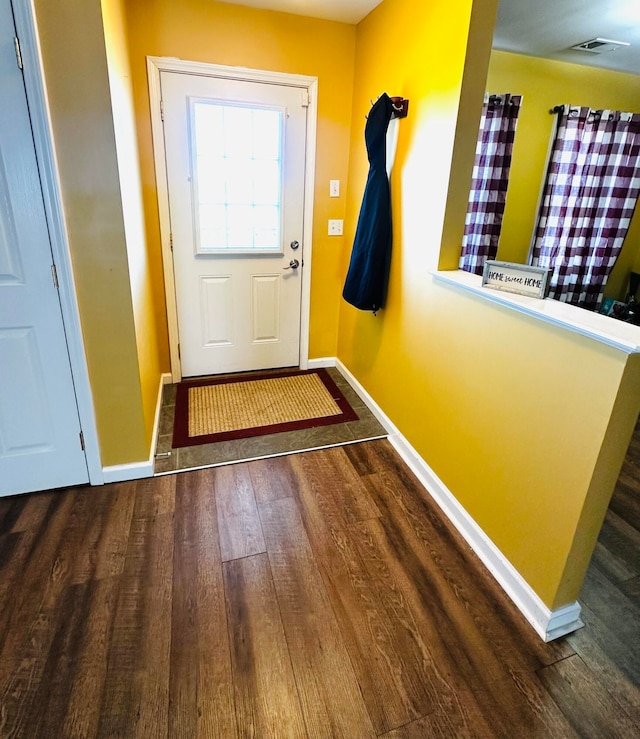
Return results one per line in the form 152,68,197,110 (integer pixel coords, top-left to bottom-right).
221,1,640,75
218,0,382,24
494,0,640,75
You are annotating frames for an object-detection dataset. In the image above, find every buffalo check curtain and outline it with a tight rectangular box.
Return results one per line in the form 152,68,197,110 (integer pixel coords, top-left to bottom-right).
459,94,522,275
531,106,640,309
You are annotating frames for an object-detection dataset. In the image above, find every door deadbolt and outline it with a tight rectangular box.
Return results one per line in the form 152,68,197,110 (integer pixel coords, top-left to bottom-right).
290,240,300,250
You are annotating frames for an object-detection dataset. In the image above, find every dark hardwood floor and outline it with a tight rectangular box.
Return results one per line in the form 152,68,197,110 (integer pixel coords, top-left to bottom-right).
0,437,639,737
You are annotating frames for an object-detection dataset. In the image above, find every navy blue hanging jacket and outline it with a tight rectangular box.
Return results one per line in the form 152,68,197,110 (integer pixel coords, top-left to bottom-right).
342,93,394,312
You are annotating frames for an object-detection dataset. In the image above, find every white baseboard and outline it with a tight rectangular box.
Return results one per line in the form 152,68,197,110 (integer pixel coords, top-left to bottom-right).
334,358,583,642
307,357,337,369
102,460,153,483
102,372,171,484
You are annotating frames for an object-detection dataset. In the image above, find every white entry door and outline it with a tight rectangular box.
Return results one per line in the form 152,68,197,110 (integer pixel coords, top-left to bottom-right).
0,0,88,496
161,71,307,377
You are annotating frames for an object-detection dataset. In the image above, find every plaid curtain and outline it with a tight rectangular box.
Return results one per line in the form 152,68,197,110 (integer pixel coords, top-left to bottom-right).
459,94,522,275
531,106,640,309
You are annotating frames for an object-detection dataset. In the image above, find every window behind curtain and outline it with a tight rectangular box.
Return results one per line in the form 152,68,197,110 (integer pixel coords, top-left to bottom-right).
459,94,522,275
531,106,640,309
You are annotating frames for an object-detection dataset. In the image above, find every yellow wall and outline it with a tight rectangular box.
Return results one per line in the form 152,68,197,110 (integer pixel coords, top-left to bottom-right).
34,0,148,465
101,0,163,449
338,0,640,608
487,50,640,301
123,0,357,361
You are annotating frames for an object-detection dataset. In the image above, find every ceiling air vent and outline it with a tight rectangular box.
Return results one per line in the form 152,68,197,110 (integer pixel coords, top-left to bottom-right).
570,37,630,54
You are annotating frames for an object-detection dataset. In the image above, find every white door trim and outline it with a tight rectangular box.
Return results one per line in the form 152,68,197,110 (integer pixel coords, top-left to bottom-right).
12,0,102,484
147,56,317,382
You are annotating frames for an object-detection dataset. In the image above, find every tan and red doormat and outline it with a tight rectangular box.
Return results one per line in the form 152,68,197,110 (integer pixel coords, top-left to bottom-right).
172,368,359,448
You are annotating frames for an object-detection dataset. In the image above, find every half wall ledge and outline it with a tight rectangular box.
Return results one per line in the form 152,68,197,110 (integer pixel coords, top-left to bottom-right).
432,269,640,354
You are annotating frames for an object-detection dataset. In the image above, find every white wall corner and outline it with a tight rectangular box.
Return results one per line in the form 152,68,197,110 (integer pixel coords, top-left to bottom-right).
334,357,584,642
102,372,171,484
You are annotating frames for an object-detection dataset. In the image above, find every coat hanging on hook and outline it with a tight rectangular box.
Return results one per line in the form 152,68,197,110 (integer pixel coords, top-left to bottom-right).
342,93,395,313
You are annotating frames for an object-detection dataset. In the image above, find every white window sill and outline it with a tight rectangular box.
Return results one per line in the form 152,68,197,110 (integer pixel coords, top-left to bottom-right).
432,270,640,354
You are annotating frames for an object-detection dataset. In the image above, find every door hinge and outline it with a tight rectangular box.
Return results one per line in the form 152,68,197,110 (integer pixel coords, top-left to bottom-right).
301,89,310,108
169,232,173,251
51,264,59,289
14,37,23,70
79,430,85,451
177,343,181,360
160,99,164,121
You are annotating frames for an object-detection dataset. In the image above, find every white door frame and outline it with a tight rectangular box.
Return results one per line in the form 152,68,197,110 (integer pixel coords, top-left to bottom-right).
147,57,318,382
12,0,102,484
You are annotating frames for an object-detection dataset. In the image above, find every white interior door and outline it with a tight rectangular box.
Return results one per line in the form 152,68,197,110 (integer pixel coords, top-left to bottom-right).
161,71,307,377
0,0,88,496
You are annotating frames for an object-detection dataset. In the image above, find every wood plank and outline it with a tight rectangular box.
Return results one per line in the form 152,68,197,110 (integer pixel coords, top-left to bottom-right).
570,565,640,693
170,473,200,739
341,439,384,477
591,540,638,584
223,554,307,738
291,447,379,528
31,577,120,738
258,496,376,737
296,446,573,732
379,709,521,739
214,463,266,561
538,654,639,737
248,456,299,505
27,580,91,735
135,473,176,517
567,602,640,725
70,481,137,585
0,531,23,626
592,508,640,582
170,468,236,739
358,449,573,666
97,475,175,738
8,491,53,533
578,563,640,669
0,489,96,733
368,505,571,735
609,472,640,533
357,465,574,736
194,468,238,739
285,455,440,734
343,438,409,480
0,496,28,536
291,450,498,735
61,577,120,737
619,575,640,609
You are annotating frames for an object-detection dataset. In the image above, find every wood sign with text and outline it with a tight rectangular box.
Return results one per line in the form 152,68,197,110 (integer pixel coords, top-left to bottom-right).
481,261,550,299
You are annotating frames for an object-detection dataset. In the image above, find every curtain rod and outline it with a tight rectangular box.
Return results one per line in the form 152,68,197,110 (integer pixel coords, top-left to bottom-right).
549,105,602,115
487,94,519,106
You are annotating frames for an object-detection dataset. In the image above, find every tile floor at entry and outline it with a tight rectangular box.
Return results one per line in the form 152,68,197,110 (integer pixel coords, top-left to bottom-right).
154,367,387,474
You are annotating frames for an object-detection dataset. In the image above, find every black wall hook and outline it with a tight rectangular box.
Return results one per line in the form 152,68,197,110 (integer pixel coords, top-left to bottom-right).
389,96,409,119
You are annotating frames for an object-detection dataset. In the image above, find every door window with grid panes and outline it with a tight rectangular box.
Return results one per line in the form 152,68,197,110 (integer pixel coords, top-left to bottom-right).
190,100,284,254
